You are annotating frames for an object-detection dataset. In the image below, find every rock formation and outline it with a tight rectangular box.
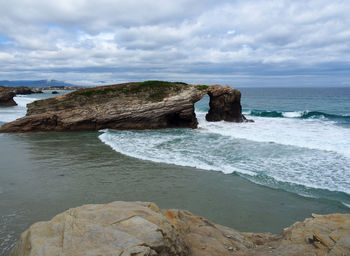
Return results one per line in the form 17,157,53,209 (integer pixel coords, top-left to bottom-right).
10,201,350,256
12,87,38,95
0,87,42,107
205,85,243,122
0,81,247,133
0,87,17,106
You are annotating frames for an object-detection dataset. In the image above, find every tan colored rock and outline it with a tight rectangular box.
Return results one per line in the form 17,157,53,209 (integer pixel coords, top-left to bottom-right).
10,201,350,256
10,201,188,256
0,81,246,133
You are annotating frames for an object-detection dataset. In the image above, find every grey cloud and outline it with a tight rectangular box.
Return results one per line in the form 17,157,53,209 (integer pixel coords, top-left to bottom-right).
0,0,349,86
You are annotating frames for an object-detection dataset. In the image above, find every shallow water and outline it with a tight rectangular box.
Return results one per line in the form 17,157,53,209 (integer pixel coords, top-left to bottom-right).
0,131,349,255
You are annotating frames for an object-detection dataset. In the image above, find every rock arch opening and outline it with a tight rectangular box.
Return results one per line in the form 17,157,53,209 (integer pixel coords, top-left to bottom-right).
194,93,210,118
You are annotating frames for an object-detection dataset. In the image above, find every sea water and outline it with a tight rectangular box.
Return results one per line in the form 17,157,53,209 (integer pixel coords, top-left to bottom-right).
0,87,350,255
100,88,350,206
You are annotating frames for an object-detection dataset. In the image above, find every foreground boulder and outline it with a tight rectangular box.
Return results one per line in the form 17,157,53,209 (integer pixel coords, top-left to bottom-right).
0,81,246,133
10,201,350,256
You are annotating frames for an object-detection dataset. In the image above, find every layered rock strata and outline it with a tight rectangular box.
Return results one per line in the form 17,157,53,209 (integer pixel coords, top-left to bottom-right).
10,201,350,256
0,81,246,133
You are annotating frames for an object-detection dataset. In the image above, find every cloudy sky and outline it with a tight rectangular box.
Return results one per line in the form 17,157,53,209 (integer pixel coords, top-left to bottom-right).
0,0,350,87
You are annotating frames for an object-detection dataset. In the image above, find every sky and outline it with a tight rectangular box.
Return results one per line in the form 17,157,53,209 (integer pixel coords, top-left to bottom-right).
0,0,350,87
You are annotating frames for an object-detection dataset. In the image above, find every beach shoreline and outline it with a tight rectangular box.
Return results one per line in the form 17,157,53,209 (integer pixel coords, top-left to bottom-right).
1,130,349,255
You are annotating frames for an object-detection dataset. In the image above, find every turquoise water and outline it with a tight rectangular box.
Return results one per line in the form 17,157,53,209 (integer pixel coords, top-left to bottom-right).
0,87,350,255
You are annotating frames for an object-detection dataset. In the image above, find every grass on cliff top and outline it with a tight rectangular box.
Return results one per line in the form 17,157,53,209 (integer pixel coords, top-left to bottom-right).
73,81,188,102
195,85,209,91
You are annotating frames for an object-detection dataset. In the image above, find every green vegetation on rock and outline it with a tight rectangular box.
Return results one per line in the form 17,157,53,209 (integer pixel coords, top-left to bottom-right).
73,88,116,97
134,81,187,101
196,85,209,91
72,81,188,102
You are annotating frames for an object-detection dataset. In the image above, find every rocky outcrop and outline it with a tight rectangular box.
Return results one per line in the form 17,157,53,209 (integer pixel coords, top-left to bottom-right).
0,87,42,107
0,81,246,133
12,87,37,95
10,201,350,256
205,85,243,122
0,87,17,106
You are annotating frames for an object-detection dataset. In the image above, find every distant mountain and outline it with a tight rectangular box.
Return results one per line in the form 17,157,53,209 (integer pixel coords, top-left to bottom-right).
0,80,78,88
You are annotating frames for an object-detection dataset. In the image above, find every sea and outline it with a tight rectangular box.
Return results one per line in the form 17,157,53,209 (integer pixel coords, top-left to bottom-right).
0,87,350,255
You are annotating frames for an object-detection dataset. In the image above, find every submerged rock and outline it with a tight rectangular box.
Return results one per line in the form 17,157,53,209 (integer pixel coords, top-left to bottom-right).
0,81,247,133
10,201,350,256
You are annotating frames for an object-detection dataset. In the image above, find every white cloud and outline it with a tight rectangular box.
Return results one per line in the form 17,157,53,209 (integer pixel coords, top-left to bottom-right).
0,0,349,86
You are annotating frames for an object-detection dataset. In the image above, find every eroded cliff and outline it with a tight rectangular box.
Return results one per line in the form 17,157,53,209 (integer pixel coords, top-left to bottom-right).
0,81,246,132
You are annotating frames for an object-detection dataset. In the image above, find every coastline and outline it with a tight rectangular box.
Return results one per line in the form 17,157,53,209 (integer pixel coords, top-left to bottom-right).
1,87,350,255
1,130,349,254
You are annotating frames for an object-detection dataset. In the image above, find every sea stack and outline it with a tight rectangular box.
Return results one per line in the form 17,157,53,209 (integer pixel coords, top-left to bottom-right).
0,81,247,133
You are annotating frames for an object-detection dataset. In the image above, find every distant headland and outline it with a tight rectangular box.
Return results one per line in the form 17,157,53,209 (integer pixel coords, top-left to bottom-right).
0,79,79,89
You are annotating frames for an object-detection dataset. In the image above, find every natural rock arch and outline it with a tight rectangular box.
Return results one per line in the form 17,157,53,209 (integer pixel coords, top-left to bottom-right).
0,82,246,133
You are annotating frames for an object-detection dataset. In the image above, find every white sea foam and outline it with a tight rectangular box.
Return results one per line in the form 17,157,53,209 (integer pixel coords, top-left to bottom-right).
14,95,36,107
343,202,350,208
197,112,350,158
99,130,257,176
0,96,38,123
282,111,304,118
98,111,350,199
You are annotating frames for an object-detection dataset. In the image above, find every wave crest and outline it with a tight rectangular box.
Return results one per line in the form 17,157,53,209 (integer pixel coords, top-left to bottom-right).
247,110,350,123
